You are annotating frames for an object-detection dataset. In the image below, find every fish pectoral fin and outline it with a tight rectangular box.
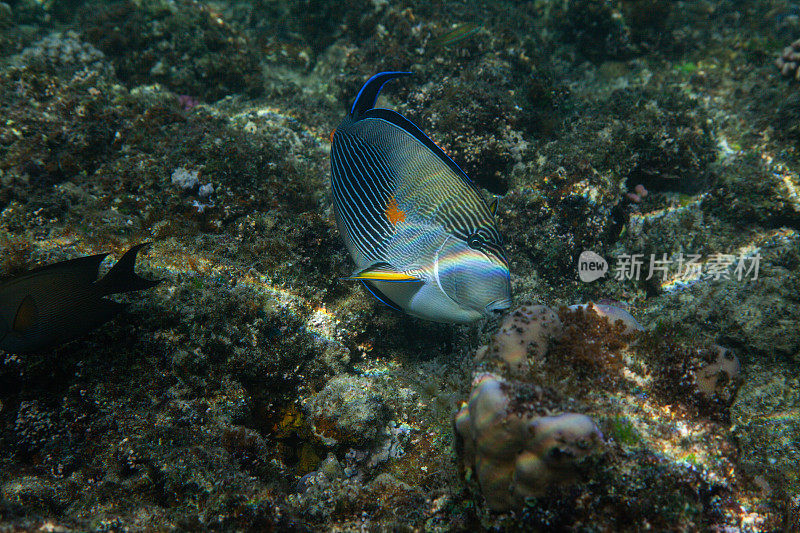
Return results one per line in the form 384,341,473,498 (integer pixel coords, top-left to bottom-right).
344,263,423,283
13,295,38,333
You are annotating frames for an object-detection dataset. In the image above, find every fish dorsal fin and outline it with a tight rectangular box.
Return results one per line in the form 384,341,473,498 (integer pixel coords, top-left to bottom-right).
350,72,413,118
13,295,37,333
336,108,498,246
489,197,499,216
94,243,161,296
344,263,423,283
25,253,109,283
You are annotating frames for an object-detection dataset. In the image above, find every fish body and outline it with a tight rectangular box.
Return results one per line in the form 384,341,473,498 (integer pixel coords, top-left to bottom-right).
430,23,480,48
330,72,511,323
0,243,160,354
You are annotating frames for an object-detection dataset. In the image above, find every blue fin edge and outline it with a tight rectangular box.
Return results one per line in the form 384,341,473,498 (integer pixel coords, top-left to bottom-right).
350,71,413,118
360,280,402,311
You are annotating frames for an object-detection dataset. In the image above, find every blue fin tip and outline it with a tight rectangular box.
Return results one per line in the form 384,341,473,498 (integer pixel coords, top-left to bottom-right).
350,71,413,118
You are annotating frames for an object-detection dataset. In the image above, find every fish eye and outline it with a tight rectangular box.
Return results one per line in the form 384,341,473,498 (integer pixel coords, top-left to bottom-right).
467,234,484,250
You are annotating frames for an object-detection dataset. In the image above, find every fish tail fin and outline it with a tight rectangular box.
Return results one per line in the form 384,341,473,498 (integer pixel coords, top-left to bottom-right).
96,243,161,295
350,71,413,118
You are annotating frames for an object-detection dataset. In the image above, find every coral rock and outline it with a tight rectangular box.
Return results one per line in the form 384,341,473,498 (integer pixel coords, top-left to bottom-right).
777,39,800,80
477,304,563,373
456,373,603,511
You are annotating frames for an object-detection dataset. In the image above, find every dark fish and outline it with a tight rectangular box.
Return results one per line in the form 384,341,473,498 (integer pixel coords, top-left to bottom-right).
330,72,511,323
0,243,160,354
430,23,481,48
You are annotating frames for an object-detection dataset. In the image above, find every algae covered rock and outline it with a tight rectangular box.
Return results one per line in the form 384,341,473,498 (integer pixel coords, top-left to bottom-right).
306,374,392,447
732,362,800,498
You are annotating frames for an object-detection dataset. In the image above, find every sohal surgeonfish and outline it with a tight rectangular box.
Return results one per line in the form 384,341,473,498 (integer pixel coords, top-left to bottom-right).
330,72,512,323
0,243,160,354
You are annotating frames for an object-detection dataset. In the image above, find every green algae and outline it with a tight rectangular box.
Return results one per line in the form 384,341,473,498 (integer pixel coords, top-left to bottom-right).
675,61,698,74
607,416,642,446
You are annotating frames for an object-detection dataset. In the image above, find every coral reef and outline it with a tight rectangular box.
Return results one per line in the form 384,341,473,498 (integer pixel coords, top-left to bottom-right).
1,0,799,530
455,302,754,527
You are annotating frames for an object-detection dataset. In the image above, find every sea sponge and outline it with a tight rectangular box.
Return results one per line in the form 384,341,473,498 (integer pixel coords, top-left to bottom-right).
455,373,603,511
476,304,563,373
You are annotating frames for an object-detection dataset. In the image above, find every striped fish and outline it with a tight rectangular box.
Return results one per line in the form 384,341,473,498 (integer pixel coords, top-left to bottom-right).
430,23,481,49
330,72,512,323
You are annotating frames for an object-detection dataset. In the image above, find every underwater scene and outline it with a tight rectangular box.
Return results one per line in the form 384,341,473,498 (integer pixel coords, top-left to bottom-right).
0,0,799,531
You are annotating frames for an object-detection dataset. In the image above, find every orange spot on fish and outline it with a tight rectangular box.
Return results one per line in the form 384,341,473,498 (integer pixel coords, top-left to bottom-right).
330,128,336,143
385,196,406,225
